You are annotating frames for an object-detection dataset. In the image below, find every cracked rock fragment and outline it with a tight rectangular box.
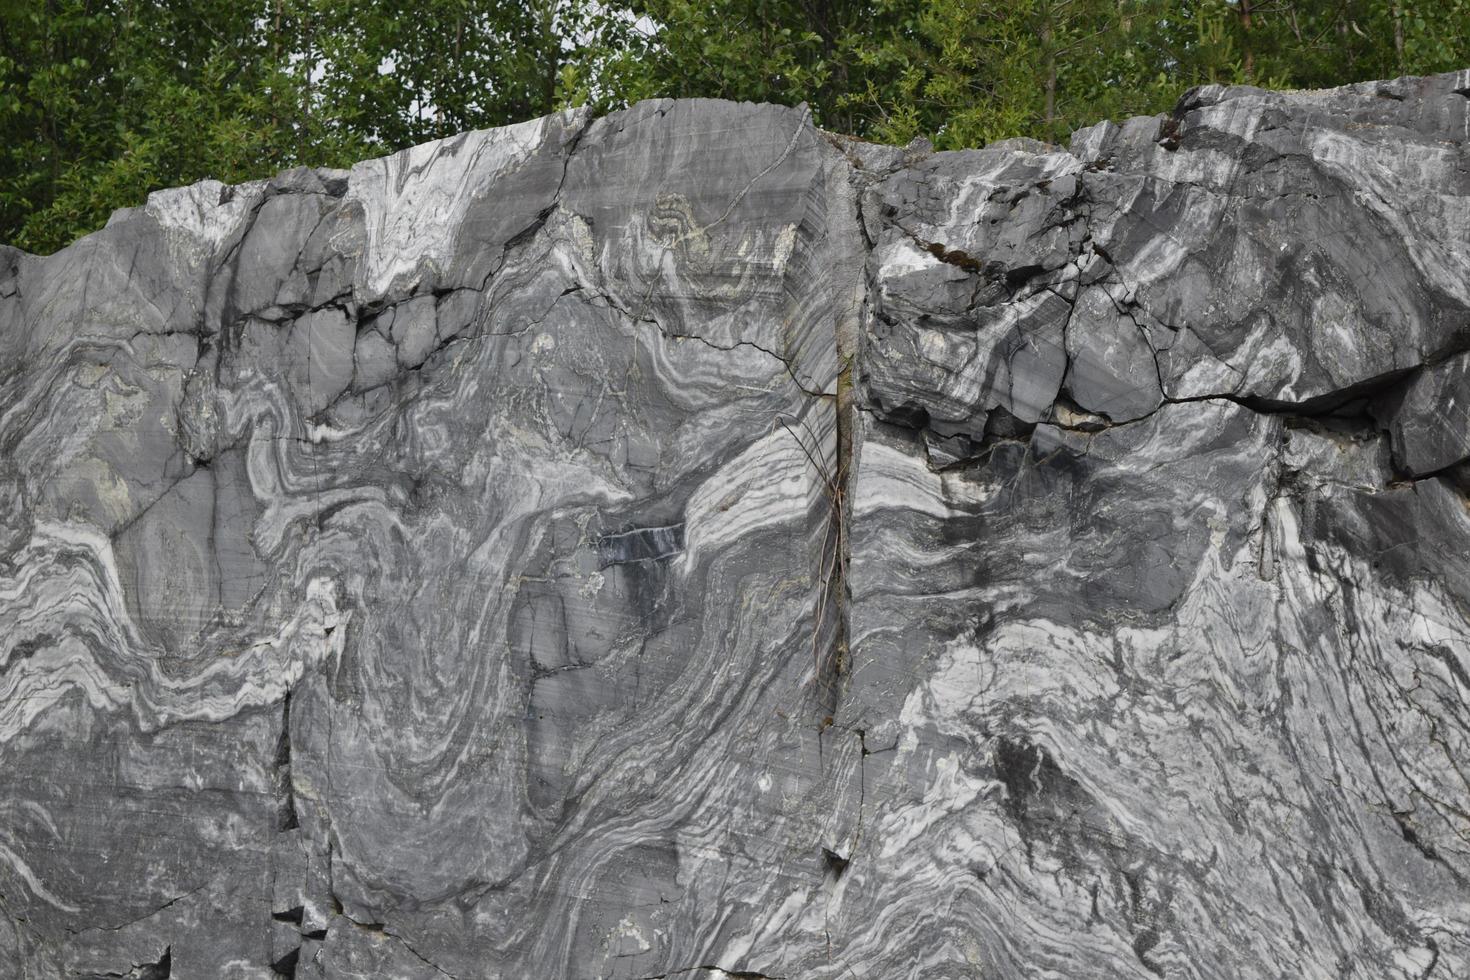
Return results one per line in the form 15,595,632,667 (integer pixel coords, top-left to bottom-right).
1376,350,1470,476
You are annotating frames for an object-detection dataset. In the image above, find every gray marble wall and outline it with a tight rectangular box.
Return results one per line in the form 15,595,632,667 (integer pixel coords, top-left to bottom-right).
2,71,1469,979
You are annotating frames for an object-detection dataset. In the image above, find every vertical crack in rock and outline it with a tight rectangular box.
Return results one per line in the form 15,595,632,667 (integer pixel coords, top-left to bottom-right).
829,293,856,715
274,689,299,832
836,66,1470,980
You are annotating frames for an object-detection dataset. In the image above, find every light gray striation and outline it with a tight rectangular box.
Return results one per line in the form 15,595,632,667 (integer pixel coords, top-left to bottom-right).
1,72,1469,979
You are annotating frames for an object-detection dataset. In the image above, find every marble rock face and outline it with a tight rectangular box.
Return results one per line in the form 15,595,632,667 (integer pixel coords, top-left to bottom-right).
2,72,1470,980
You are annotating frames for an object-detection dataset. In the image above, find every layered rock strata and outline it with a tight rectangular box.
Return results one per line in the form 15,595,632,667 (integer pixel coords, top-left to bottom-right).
2,72,1469,978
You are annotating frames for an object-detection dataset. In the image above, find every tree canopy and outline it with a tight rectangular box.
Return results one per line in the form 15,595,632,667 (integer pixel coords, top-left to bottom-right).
2,0,1467,253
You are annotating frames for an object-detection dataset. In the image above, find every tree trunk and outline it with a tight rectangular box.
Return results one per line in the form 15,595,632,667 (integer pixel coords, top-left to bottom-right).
1393,2,1406,73
302,7,314,155
1239,0,1254,82
1041,1,1057,134
541,0,558,114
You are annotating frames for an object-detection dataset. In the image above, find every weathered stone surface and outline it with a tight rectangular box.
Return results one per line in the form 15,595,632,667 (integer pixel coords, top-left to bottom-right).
2,71,1469,979
1376,349,1470,475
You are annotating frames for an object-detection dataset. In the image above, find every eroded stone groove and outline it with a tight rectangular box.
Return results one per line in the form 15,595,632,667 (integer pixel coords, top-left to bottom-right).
2,72,1470,978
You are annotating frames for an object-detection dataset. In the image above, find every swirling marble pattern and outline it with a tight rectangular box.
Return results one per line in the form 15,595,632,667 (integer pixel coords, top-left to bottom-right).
1,73,1469,979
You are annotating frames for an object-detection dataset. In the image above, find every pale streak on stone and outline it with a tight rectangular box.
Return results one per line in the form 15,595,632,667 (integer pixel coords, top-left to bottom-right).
140,177,267,256
0,842,80,913
939,149,1081,230
1308,128,1470,306
852,441,995,519
874,238,939,282
0,521,345,739
681,413,828,573
348,114,554,298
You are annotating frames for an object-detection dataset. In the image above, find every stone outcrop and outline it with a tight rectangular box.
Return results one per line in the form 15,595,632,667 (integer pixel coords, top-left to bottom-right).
2,70,1469,978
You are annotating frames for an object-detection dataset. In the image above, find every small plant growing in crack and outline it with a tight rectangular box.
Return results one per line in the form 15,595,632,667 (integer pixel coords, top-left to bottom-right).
773,407,848,707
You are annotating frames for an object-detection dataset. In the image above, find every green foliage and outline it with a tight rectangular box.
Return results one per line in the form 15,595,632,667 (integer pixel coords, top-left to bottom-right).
591,1,916,135
0,0,606,253
2,0,1468,253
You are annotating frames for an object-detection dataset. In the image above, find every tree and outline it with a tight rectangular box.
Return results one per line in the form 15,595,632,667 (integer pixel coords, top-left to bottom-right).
2,0,1468,253
578,0,919,137
0,0,605,254
0,0,318,253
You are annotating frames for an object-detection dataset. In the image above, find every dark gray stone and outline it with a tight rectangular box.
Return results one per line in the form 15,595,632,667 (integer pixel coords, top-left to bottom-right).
3,69,1470,980
1377,350,1470,475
